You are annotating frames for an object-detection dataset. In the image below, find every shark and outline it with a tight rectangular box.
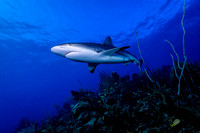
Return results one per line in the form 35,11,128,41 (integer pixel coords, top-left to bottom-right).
51,37,142,73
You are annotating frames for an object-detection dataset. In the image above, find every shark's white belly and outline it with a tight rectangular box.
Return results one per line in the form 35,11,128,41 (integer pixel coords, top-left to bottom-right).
65,51,127,64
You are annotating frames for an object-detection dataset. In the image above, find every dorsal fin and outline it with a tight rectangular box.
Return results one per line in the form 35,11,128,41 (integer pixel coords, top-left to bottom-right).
103,37,115,47
88,63,98,73
100,46,130,56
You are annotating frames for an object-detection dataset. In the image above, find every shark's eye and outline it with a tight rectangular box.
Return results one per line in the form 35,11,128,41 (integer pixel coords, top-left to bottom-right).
95,48,102,53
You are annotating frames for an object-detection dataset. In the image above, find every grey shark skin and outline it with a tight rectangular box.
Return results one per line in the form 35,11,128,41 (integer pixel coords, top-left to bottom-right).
51,37,142,73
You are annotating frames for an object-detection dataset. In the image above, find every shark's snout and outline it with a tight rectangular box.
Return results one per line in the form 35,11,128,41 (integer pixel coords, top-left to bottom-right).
51,46,57,53
51,46,67,57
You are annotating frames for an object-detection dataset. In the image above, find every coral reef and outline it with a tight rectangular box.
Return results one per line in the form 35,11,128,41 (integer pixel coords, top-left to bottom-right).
15,61,200,133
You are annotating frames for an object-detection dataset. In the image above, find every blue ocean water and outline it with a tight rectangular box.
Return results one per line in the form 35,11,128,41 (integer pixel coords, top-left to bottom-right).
0,0,199,132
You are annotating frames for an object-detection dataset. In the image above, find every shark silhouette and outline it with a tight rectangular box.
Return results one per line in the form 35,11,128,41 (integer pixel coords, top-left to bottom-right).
51,37,142,73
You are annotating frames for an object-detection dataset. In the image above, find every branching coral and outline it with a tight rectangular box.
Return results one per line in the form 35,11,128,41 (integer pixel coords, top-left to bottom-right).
165,0,187,96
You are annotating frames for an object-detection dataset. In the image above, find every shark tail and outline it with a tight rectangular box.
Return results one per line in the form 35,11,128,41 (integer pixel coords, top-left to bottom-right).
139,59,153,76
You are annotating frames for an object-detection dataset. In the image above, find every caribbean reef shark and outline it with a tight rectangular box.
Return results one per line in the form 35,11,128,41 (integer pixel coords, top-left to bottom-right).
51,37,142,73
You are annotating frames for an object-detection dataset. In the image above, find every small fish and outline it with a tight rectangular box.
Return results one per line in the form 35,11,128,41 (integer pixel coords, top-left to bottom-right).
171,119,180,128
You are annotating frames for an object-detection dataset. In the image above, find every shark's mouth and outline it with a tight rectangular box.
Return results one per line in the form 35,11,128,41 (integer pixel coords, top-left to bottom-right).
65,51,78,56
54,52,65,57
53,51,72,57
65,51,72,56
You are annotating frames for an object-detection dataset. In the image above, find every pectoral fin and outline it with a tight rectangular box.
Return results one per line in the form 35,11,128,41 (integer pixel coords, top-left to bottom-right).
88,63,98,73
100,46,130,56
